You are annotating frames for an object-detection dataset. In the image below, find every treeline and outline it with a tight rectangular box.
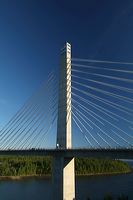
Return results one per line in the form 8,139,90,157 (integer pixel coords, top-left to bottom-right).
75,158,131,175
0,156,131,176
0,156,51,176
103,193,128,200
87,193,128,200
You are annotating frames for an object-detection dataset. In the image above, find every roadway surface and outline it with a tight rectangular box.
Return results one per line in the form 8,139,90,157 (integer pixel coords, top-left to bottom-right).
0,148,133,159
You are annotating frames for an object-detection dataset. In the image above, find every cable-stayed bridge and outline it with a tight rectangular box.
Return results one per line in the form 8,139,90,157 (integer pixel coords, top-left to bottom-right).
0,42,133,200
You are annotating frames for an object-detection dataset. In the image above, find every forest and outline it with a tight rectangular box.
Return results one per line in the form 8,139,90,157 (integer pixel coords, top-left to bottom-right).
0,156,131,176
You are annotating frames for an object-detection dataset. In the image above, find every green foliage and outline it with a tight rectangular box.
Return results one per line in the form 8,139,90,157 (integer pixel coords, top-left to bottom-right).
0,156,52,176
75,158,131,175
0,156,131,176
117,194,128,200
104,193,113,200
103,194,128,200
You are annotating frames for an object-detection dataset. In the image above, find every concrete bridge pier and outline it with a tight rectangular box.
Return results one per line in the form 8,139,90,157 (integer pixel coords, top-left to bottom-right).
52,42,75,199
52,156,75,200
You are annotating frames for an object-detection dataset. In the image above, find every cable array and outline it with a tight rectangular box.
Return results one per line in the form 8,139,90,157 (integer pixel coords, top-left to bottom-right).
0,72,58,150
1,56,133,150
72,57,133,148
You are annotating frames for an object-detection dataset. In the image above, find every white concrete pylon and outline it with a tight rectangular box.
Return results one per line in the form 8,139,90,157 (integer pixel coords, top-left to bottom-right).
57,42,72,149
52,43,75,200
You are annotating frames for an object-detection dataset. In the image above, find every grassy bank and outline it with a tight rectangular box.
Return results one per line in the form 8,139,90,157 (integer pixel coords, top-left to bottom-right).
0,156,131,178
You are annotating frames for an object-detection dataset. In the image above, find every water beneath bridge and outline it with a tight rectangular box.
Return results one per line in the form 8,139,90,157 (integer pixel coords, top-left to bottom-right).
0,161,133,200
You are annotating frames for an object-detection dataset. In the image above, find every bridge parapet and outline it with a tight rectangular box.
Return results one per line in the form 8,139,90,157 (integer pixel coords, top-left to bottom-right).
1,148,133,159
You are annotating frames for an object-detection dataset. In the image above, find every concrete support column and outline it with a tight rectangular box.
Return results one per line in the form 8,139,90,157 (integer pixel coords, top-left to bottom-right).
52,42,75,200
52,156,75,200
56,42,72,149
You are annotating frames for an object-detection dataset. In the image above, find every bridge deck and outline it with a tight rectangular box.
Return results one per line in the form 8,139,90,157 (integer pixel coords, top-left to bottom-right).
0,149,133,159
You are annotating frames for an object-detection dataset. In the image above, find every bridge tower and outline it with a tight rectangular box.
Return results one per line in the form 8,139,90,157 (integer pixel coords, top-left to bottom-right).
52,42,75,200
57,42,72,148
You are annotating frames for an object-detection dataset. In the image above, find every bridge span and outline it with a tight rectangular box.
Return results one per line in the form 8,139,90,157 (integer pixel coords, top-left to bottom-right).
1,148,133,159
1,42,133,200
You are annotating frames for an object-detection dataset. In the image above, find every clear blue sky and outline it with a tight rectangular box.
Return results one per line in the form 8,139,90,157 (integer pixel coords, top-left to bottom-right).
0,0,133,147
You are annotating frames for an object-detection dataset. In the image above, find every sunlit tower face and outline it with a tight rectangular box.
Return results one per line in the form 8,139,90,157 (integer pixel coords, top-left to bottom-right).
56,42,72,149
